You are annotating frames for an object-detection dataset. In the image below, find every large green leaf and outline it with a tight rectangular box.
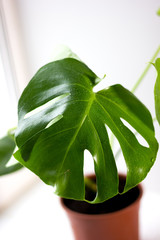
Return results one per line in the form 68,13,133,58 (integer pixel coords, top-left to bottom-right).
14,58,158,203
0,133,23,176
154,58,160,125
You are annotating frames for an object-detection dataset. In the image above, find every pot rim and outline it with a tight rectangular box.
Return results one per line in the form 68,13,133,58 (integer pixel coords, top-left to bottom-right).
60,174,143,219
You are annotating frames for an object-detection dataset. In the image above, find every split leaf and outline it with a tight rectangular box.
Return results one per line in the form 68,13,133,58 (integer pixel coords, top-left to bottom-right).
14,58,158,203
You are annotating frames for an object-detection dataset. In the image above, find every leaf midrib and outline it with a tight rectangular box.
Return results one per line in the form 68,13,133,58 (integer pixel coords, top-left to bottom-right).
57,91,96,176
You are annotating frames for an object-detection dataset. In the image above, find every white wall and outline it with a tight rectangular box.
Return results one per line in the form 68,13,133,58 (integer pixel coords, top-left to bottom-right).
15,0,159,86
14,0,160,192
15,0,160,118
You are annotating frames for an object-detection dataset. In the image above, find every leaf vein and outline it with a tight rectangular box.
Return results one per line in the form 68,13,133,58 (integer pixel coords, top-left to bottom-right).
95,97,136,153
57,93,95,176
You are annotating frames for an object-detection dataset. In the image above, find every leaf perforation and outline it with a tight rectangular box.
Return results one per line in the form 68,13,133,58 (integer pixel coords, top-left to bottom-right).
95,97,136,153
96,91,148,132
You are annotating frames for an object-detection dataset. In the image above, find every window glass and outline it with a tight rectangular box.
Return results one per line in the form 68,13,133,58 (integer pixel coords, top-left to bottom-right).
0,53,17,138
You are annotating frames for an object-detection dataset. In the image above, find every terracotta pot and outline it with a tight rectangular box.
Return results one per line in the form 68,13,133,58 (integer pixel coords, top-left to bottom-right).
60,174,143,240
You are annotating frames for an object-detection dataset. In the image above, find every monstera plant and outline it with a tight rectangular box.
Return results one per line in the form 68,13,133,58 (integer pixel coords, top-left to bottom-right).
8,55,157,204
154,58,160,125
0,46,160,205
0,47,160,240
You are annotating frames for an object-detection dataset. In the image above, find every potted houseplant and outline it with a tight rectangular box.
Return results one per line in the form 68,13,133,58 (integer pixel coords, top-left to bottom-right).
0,47,160,240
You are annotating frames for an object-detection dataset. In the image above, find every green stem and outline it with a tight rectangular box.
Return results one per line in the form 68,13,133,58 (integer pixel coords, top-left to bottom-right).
131,45,160,93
